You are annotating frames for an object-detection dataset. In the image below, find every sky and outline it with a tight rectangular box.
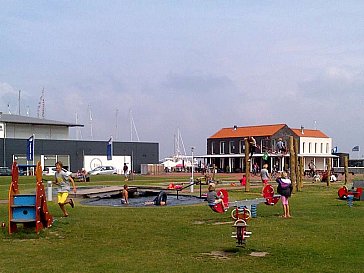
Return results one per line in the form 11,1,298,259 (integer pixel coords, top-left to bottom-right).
1,1,364,159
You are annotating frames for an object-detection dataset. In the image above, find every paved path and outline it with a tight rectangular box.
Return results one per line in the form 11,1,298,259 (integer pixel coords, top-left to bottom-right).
70,186,137,198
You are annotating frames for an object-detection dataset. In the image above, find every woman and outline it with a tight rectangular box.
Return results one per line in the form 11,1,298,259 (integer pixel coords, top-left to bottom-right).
276,172,293,218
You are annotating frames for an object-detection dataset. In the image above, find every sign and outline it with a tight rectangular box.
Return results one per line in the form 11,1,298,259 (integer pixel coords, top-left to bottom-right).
107,137,113,160
26,135,34,161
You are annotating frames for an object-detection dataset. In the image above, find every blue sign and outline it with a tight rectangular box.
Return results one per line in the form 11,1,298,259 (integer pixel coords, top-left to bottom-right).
107,137,113,160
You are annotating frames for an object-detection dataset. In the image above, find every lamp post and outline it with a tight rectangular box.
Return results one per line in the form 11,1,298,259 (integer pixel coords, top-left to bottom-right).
190,147,195,193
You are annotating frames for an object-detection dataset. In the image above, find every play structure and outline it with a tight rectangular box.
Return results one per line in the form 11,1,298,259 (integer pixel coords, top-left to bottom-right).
209,184,280,217
209,189,229,213
338,186,362,200
208,184,280,246
231,204,252,246
8,161,53,234
232,219,252,246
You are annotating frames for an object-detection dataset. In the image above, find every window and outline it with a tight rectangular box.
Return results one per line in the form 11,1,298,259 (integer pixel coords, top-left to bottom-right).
211,142,215,154
320,143,323,153
229,141,235,154
302,142,305,153
326,143,329,153
314,143,317,153
239,140,245,154
308,143,311,153
220,141,226,154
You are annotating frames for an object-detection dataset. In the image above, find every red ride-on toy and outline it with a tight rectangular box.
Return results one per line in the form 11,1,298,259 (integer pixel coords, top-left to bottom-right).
209,189,229,213
262,184,280,205
232,219,252,247
338,185,363,200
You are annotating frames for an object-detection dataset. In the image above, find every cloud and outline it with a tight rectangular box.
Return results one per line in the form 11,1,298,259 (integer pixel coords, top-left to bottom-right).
0,82,21,114
162,72,236,94
299,66,364,100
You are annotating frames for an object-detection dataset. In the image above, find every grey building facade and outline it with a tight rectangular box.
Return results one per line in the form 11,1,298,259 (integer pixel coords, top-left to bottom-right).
0,113,158,173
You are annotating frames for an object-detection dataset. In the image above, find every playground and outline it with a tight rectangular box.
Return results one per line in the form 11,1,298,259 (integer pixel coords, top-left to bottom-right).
0,171,363,273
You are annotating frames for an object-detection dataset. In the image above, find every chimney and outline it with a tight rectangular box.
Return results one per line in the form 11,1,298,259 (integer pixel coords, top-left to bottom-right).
301,125,304,135
233,125,237,131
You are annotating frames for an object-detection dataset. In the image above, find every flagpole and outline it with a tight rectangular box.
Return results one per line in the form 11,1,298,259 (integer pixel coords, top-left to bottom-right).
32,134,35,175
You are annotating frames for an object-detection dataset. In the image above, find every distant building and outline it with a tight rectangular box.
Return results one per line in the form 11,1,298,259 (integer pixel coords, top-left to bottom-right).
0,112,158,173
205,123,333,173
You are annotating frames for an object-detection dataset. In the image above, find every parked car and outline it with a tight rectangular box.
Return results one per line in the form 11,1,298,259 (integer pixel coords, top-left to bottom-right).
43,167,72,176
71,169,90,182
0,167,12,176
88,166,117,175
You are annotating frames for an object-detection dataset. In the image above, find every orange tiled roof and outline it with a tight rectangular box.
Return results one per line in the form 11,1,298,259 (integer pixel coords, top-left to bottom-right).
291,128,328,138
209,124,287,139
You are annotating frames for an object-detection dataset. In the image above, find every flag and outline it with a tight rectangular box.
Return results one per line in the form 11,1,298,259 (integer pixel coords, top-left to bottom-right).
26,135,34,161
352,145,359,152
332,146,338,153
107,137,113,160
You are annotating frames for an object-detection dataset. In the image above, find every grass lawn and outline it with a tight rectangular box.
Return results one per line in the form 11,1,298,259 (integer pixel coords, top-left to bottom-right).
0,174,363,273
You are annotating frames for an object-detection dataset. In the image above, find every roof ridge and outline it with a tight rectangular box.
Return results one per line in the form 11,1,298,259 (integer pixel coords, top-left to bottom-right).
221,123,287,129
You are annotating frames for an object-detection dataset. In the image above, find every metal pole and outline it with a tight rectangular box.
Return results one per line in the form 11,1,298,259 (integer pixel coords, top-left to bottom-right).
199,181,202,198
47,181,53,201
190,147,194,193
32,134,35,176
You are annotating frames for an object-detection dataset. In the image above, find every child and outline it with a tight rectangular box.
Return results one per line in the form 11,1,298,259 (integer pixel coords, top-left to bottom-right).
144,191,167,206
276,172,293,218
240,175,247,186
207,183,226,211
54,161,76,217
260,164,270,194
121,184,129,204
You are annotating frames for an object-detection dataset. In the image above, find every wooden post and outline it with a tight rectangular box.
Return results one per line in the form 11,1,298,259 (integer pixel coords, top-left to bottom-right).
344,156,349,185
299,157,304,190
326,157,331,187
294,138,300,192
289,136,296,193
244,138,250,192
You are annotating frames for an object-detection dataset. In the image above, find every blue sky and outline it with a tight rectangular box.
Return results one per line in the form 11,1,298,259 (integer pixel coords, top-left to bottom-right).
1,1,364,159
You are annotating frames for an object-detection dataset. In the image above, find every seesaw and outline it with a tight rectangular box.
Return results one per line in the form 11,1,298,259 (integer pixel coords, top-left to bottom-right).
208,184,281,247
209,184,281,218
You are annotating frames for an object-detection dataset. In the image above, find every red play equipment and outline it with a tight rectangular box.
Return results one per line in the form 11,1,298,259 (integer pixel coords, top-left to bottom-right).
262,184,280,205
231,205,251,221
209,184,280,217
209,189,229,213
338,185,363,200
232,219,252,246
208,184,280,246
8,161,53,234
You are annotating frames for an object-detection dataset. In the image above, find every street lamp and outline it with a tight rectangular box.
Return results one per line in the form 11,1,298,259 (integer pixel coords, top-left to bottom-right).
190,147,195,193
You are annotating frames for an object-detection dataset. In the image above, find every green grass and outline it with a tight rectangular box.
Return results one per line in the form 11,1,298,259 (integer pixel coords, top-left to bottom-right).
0,175,363,273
